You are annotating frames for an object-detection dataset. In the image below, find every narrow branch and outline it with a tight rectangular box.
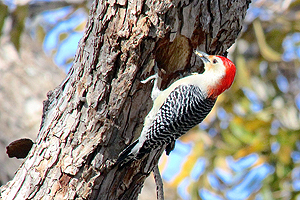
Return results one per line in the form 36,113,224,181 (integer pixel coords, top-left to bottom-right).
153,165,164,200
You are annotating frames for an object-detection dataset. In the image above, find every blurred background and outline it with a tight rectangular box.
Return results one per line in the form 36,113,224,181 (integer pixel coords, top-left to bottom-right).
1,0,300,199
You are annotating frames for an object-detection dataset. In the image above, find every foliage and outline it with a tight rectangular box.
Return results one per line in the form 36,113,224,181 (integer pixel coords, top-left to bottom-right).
0,0,89,71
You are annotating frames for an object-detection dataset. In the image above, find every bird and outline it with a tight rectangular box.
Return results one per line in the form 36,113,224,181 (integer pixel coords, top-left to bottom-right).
116,50,236,167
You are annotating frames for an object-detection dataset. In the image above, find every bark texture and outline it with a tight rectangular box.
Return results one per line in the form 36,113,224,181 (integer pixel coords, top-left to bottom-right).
1,0,251,199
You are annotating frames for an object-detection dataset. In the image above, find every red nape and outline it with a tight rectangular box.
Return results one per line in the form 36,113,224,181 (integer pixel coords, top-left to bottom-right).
208,56,236,99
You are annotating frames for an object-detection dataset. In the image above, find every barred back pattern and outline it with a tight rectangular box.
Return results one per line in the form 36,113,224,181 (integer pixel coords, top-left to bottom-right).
138,84,216,157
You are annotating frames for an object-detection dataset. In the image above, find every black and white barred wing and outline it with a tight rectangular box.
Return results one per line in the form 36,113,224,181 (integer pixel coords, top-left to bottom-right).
116,84,216,166
140,84,216,155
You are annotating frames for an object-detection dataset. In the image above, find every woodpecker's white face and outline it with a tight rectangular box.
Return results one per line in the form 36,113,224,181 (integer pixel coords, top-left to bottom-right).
195,50,226,74
195,50,236,98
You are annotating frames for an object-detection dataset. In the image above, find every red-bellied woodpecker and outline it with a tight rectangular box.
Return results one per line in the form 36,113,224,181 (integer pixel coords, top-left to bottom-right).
116,50,236,166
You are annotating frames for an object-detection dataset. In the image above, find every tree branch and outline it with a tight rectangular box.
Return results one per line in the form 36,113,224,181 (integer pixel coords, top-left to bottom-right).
153,165,164,200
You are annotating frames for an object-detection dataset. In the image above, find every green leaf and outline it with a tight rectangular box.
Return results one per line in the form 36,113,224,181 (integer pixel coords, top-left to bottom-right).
10,5,28,51
0,3,9,38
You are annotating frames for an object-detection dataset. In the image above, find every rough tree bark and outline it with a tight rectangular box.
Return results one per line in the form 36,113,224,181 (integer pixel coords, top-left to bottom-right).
0,0,251,199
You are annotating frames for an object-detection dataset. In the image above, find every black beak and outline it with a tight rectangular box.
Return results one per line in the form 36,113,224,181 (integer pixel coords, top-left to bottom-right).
194,50,210,63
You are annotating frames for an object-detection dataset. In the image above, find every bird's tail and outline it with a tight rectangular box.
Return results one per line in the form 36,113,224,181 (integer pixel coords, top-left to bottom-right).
115,140,139,167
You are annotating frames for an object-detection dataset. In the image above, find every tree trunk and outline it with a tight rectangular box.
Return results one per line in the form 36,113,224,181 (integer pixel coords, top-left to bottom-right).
0,0,251,199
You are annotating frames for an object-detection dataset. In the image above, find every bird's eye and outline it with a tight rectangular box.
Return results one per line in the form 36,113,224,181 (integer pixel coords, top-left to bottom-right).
213,59,218,64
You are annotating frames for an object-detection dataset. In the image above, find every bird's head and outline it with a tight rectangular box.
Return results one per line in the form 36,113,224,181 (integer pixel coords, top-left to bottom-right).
194,50,236,99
